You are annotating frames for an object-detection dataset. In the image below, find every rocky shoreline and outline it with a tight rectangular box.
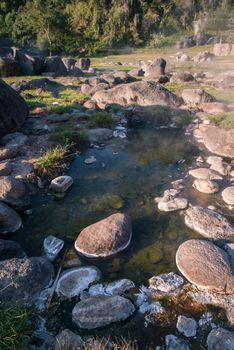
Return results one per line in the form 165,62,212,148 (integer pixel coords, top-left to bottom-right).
0,53,234,349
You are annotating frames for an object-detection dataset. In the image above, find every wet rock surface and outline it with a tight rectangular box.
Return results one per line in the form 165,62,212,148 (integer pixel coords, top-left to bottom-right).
56,266,101,298
0,176,30,210
75,213,132,258
165,334,190,350
193,179,219,194
54,329,83,350
184,206,234,240
189,168,222,180
72,294,135,329
176,239,234,293
222,186,234,205
149,272,184,296
43,235,64,261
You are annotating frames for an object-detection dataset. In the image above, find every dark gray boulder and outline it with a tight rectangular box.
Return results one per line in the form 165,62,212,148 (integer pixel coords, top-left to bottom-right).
44,56,67,76
0,257,54,304
0,201,22,235
207,327,234,350
0,176,30,210
0,79,29,137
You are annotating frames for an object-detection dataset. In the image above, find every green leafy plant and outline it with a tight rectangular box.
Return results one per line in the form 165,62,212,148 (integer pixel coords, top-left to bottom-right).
34,145,69,175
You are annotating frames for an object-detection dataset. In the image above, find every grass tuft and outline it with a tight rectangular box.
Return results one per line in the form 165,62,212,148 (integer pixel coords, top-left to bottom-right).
0,304,32,350
50,125,87,145
84,337,139,350
89,112,113,128
34,145,69,176
209,111,234,129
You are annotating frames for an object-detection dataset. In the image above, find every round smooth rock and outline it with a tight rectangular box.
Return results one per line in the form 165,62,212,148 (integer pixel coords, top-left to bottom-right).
0,176,30,210
176,315,197,337
176,239,234,293
189,168,222,180
54,329,83,350
56,266,101,298
222,186,234,205
0,161,12,176
0,201,22,235
165,334,190,350
207,327,234,350
72,295,135,329
75,213,132,258
184,206,234,240
193,179,219,194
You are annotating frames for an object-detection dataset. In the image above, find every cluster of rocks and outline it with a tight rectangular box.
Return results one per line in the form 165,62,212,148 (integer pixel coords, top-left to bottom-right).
0,46,91,77
177,34,220,49
176,50,215,63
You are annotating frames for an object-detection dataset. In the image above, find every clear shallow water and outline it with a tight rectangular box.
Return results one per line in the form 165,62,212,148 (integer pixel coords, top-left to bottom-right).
16,126,204,348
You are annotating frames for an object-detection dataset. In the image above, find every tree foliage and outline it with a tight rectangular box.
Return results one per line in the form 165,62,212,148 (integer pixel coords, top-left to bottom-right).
0,0,233,55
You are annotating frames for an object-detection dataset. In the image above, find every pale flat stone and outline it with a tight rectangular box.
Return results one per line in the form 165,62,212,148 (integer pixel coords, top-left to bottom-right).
189,168,222,180
193,179,219,194
50,176,73,193
222,186,234,205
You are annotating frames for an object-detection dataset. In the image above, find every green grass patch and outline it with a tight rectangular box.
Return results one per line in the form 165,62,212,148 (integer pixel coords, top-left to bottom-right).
50,125,87,144
0,304,33,350
205,88,234,104
84,337,139,350
34,145,69,175
89,112,113,128
209,112,234,129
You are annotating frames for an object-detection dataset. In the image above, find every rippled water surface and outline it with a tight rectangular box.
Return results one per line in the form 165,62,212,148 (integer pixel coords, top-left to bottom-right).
17,126,203,348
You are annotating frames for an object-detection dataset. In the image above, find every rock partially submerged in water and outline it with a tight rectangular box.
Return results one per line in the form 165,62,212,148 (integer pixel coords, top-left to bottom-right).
193,179,219,194
207,327,234,350
0,201,22,234
158,197,188,212
0,257,54,304
56,266,101,298
176,315,197,338
176,239,234,294
222,186,234,206
50,176,73,193
75,213,132,258
184,206,234,240
43,235,64,261
189,168,222,180
72,295,135,329
88,279,135,297
149,272,184,296
86,128,113,143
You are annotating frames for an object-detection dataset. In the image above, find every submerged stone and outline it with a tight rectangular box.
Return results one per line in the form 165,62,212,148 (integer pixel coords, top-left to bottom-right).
189,168,222,180
56,266,101,298
72,295,135,329
158,197,188,212
43,235,64,261
193,179,219,194
149,272,184,295
176,315,197,337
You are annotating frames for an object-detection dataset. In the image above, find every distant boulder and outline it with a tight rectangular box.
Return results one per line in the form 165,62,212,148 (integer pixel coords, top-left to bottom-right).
177,36,196,49
12,47,44,75
144,58,166,80
0,47,19,77
44,56,67,76
78,58,91,70
0,79,29,137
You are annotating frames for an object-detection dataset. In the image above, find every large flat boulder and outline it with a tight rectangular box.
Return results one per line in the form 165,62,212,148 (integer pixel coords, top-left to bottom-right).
75,213,132,258
72,295,135,329
176,239,234,293
0,79,29,137
199,125,234,159
93,81,182,109
0,257,54,304
184,206,234,240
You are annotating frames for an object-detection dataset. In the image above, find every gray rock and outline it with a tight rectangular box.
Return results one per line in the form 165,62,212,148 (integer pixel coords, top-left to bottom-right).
72,295,135,329
44,56,67,76
0,201,22,235
189,168,222,180
158,197,188,212
105,279,135,295
43,235,64,261
176,315,197,337
198,312,214,328
1,132,28,147
223,243,234,271
182,89,216,106
149,272,184,295
176,239,234,293
50,176,73,193
193,179,219,194
84,156,97,165
207,327,234,350
222,186,234,206
75,213,132,258
165,334,190,350
54,329,83,350
184,206,234,240
144,58,166,79
0,79,29,137
0,176,30,210
0,146,18,161
0,239,26,261
0,160,12,176
56,266,101,298
0,257,54,305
